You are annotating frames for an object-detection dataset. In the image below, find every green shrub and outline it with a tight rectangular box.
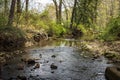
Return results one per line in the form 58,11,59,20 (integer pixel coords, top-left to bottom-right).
0,26,26,51
0,26,25,38
101,17,120,41
47,22,67,37
0,14,7,26
78,24,87,35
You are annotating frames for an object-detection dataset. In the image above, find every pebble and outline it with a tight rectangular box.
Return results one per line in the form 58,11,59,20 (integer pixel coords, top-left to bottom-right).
51,55,56,58
51,71,54,73
39,54,42,58
34,63,40,69
17,63,24,70
50,63,58,70
27,59,35,65
17,75,27,80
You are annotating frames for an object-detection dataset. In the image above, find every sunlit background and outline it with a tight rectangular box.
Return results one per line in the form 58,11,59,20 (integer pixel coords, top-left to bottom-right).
29,0,53,12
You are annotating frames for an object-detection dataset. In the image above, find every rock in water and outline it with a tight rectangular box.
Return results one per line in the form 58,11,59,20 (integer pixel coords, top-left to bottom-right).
27,59,35,65
51,55,56,58
34,63,40,69
105,67,120,80
17,64,24,70
17,75,27,80
50,63,57,70
0,67,1,78
39,54,42,58
51,71,54,73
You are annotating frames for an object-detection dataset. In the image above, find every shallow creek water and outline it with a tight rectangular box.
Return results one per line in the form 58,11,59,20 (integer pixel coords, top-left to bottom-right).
1,39,114,80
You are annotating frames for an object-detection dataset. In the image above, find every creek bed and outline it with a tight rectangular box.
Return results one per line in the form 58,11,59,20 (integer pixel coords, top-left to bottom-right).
1,39,113,80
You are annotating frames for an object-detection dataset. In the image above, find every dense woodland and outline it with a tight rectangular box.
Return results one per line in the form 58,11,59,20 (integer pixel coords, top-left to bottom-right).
0,0,120,53
0,0,120,42
0,0,120,80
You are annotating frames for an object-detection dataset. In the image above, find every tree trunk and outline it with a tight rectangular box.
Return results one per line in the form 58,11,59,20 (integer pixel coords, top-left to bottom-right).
25,0,29,24
26,0,29,12
7,0,16,25
53,0,59,23
70,0,77,29
17,0,21,13
58,0,62,24
16,0,21,26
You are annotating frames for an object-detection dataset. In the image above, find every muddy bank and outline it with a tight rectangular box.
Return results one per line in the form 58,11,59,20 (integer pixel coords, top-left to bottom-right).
82,40,120,63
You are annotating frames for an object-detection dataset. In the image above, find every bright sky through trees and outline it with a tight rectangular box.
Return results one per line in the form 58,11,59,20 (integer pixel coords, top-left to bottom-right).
37,0,52,4
29,0,52,12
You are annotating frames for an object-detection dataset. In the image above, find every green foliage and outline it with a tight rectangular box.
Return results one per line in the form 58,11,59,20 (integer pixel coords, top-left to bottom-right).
47,22,67,37
0,25,26,38
0,14,7,26
0,25,26,51
78,24,87,35
14,10,68,38
101,17,120,41
71,0,99,27
35,21,49,30
40,10,50,22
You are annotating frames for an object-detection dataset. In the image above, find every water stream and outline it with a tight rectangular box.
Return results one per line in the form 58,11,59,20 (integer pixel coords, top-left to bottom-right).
1,39,113,80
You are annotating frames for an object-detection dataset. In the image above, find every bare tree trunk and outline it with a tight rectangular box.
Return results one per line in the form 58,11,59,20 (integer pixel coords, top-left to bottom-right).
53,0,59,23
70,0,77,29
25,0,29,24
53,0,62,24
17,0,21,13
58,0,62,24
26,0,29,12
16,0,21,26
7,0,16,25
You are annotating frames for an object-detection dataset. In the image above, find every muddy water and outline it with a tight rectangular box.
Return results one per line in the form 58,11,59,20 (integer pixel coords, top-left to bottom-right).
1,39,113,80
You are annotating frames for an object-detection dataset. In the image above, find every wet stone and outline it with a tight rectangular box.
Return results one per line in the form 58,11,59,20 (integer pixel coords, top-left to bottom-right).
29,75,40,80
59,60,63,63
39,54,42,58
51,55,56,58
17,75,27,80
27,59,35,65
105,67,120,80
34,63,40,69
8,77,15,80
46,60,49,63
31,69,34,71
117,67,120,71
51,71,54,73
0,66,1,75
107,61,113,64
50,63,58,70
3,63,8,66
29,75,34,78
17,64,24,70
